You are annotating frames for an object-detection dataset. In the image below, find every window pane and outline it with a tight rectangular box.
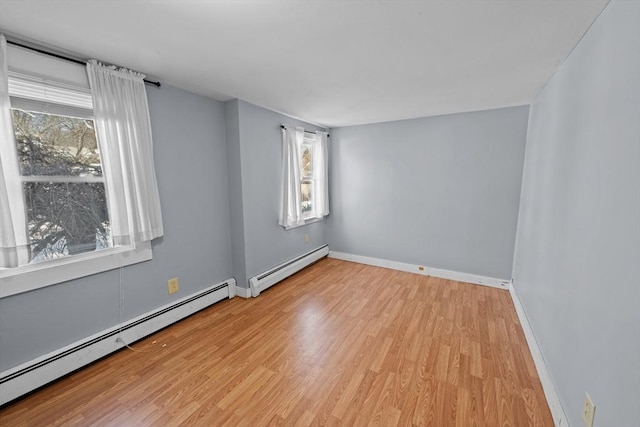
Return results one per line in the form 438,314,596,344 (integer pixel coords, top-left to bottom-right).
301,180,313,213
23,182,112,262
301,143,312,177
11,109,102,177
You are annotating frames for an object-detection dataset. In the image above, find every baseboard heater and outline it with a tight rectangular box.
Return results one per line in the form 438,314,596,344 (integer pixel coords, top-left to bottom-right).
250,244,329,297
0,278,236,407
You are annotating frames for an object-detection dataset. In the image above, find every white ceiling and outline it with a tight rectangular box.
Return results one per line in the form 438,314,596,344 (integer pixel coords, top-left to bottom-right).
0,0,608,127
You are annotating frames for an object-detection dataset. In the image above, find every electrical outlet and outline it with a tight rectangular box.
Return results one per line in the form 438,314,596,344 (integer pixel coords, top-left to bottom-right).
304,233,310,243
167,277,179,295
582,392,596,427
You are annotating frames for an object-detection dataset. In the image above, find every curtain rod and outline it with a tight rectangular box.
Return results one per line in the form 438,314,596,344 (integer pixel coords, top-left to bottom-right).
6,40,162,88
280,125,329,137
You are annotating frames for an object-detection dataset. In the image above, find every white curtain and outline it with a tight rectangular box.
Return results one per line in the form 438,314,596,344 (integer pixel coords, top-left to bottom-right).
86,60,163,246
0,35,29,268
313,130,330,218
279,125,305,228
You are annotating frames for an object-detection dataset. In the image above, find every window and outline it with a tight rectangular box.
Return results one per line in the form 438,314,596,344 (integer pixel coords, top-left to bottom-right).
10,108,112,262
1,44,162,298
300,138,314,218
279,125,329,229
0,72,153,298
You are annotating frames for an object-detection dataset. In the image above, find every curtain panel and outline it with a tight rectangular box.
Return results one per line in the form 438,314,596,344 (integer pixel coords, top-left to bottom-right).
279,125,305,228
313,130,330,218
86,60,163,246
0,35,29,268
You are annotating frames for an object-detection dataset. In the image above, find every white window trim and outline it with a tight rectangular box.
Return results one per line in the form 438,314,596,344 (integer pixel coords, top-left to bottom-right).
19,175,104,184
0,242,152,298
300,136,317,221
283,217,323,231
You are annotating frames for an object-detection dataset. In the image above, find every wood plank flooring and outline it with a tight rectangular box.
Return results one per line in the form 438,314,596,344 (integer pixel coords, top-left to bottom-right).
0,258,554,426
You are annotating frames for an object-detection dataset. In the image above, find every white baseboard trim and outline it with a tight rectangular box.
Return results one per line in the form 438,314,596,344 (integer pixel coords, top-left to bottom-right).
0,278,236,406
329,251,430,277
509,282,568,427
250,245,329,297
328,251,508,289
429,267,508,289
235,286,252,298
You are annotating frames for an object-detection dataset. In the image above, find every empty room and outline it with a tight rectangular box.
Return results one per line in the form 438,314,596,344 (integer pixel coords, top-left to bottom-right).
0,1,638,426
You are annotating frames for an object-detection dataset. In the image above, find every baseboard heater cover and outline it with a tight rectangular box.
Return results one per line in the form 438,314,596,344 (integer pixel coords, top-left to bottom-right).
250,245,329,297
0,278,236,407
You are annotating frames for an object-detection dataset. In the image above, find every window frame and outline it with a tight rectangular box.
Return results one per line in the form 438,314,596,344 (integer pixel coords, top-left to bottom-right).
300,137,316,220
0,241,152,298
10,106,112,257
0,72,152,299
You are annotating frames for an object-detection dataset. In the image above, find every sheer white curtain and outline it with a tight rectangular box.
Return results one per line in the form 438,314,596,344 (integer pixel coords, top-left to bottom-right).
0,35,29,268
86,60,163,246
313,130,329,218
279,125,305,228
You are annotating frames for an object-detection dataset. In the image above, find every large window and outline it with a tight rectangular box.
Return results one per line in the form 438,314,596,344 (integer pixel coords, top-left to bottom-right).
1,43,162,298
11,109,111,262
0,74,151,298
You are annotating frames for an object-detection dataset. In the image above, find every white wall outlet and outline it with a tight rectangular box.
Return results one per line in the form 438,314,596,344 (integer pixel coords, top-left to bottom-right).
304,233,310,243
582,392,596,427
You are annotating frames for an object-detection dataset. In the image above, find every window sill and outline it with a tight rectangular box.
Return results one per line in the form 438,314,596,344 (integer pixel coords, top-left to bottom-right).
284,216,325,230
0,242,152,298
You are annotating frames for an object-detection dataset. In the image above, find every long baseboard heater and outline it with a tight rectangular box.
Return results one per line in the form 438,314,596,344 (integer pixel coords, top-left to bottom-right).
250,244,329,297
0,278,236,407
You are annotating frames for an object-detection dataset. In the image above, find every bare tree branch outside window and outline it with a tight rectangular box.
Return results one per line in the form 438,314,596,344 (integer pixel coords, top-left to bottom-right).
11,109,112,262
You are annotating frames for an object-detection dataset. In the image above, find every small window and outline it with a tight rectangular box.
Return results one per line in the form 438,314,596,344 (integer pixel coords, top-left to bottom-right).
11,109,112,262
279,125,328,230
300,139,315,218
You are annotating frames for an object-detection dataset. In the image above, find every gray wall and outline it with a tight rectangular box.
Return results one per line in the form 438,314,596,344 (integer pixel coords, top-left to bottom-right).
225,100,247,288
226,100,328,288
0,84,233,372
512,2,640,426
327,106,529,279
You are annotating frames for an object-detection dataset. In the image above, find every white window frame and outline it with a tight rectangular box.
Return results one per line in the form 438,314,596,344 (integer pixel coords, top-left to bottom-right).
0,242,152,298
0,72,152,299
300,136,316,221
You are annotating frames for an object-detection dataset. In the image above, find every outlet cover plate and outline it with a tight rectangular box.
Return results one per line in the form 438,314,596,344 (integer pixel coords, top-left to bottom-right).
582,392,595,427
168,277,179,295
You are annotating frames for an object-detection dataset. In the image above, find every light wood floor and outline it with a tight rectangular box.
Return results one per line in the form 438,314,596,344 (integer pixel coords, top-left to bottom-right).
0,258,554,426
